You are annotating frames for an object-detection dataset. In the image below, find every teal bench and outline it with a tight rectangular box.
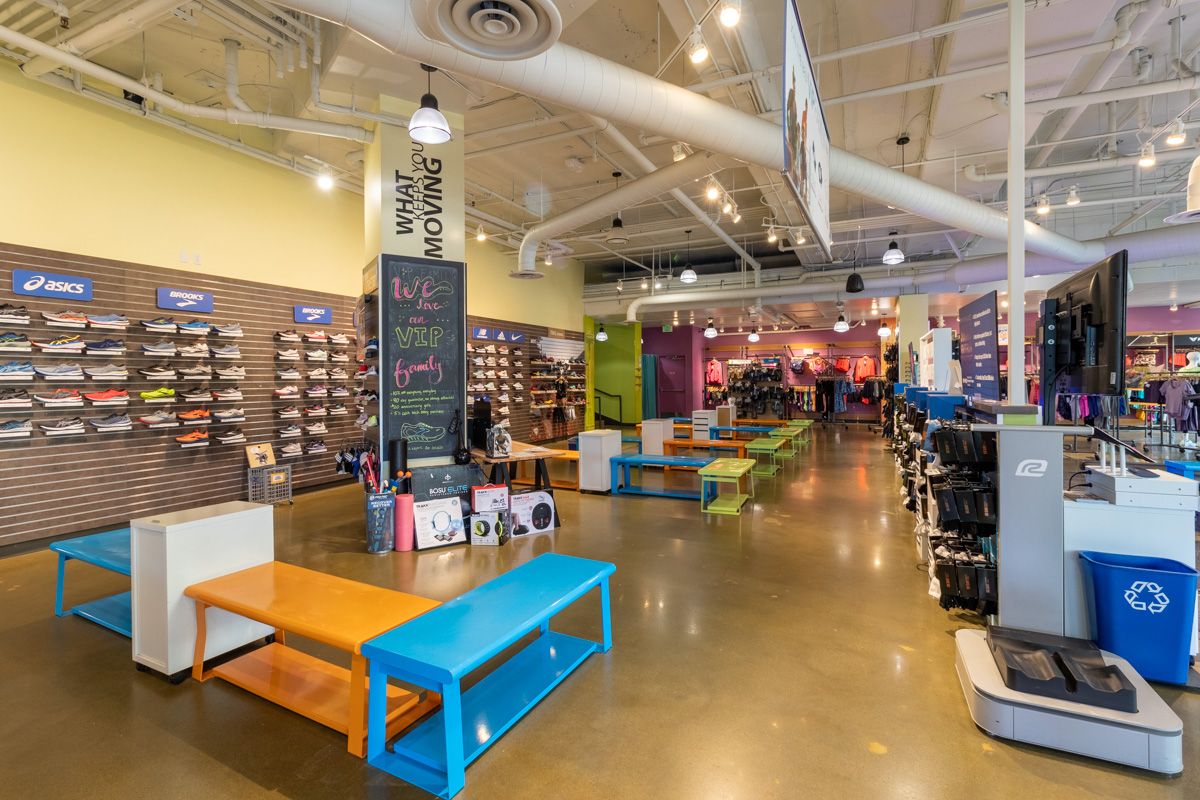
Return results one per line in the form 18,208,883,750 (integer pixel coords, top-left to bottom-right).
363,553,614,798
49,528,132,637
610,453,717,500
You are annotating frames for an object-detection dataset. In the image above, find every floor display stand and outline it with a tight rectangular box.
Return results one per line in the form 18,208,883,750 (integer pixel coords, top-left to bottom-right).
640,419,671,455
578,429,622,492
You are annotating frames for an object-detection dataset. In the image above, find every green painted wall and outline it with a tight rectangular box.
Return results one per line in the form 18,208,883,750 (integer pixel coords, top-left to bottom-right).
593,321,641,424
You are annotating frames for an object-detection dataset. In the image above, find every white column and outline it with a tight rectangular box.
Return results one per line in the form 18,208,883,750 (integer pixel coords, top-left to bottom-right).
1006,0,1026,404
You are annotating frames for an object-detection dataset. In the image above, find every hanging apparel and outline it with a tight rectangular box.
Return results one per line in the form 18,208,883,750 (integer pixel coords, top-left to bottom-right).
853,356,878,382
834,357,851,374
1162,379,1191,419
705,359,723,385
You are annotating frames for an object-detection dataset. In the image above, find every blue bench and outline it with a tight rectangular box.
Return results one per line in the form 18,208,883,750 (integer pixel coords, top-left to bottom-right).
610,453,718,500
49,528,132,637
362,553,614,799
621,435,642,453
1165,460,1200,481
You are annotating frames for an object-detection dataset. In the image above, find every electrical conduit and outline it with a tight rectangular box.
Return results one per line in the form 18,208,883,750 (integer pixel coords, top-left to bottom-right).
21,0,190,77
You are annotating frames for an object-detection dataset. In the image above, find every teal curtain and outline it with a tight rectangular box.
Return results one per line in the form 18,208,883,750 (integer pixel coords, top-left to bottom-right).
641,354,658,420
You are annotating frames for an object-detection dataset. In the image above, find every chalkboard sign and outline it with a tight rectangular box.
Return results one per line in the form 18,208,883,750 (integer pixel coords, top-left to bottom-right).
380,254,466,463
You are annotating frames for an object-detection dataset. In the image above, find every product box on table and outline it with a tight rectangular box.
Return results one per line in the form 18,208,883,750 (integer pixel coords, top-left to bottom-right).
472,483,510,512
469,511,512,546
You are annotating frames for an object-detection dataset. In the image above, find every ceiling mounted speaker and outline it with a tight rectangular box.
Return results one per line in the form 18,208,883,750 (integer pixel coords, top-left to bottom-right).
410,0,563,60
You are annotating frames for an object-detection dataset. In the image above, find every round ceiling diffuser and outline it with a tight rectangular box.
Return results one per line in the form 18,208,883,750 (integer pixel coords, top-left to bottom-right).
410,0,563,60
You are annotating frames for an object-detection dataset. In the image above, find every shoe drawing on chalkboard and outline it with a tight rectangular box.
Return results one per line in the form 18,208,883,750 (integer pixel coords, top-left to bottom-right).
400,422,445,443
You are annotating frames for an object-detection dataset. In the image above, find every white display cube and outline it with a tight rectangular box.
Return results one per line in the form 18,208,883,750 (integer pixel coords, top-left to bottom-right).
578,429,623,492
693,409,716,441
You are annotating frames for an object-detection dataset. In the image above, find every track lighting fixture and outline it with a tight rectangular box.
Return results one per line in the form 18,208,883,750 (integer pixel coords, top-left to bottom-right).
882,232,904,265
845,270,865,294
871,300,879,316
595,325,608,342
616,279,623,293
704,318,718,338
316,166,334,190
767,226,777,243
719,0,741,27
641,277,649,289
1166,119,1187,146
544,249,553,266
408,64,451,144
793,230,806,245
1036,193,1050,215
672,143,687,162
1066,186,1080,206
1138,142,1156,168
679,230,698,283
689,28,708,64
475,224,486,242
878,322,892,338
748,328,760,343
773,323,779,330
731,205,741,223
1170,303,1179,311
721,195,733,215
705,180,720,201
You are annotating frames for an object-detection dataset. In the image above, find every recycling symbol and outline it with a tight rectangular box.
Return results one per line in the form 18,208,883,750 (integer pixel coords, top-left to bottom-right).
1124,581,1170,614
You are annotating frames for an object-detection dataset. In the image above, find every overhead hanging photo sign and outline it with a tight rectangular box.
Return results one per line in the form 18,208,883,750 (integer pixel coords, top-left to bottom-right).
781,0,831,259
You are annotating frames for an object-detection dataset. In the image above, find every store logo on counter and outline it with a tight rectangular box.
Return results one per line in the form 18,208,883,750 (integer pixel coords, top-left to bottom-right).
294,305,332,324
13,268,92,301
1014,459,1048,478
157,287,213,313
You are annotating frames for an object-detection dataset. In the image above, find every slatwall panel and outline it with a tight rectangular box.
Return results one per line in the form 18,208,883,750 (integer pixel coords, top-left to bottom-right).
466,315,584,444
0,242,360,546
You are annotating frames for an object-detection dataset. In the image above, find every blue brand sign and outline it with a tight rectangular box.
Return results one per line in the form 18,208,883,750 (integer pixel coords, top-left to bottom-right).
294,305,332,324
491,329,525,343
13,268,93,302
472,327,491,340
157,287,213,313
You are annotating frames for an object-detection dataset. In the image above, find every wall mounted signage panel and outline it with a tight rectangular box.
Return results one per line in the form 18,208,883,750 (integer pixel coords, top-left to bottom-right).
294,305,332,325
472,326,491,340
13,268,93,301
782,0,832,258
491,329,524,343
960,291,1000,401
157,287,214,313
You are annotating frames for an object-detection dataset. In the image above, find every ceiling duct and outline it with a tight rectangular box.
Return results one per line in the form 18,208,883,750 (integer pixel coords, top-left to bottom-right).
408,0,562,60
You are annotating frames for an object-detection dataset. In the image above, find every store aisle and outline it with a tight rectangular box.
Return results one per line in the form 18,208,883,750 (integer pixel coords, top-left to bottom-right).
2,427,1197,799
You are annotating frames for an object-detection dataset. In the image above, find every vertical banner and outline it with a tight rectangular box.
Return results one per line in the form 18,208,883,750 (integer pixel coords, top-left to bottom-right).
782,0,832,258
380,254,466,464
961,291,1000,401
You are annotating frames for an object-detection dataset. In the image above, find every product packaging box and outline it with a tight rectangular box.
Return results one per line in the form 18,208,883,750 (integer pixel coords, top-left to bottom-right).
472,484,510,512
486,425,512,458
412,497,466,550
469,511,512,546
509,491,556,535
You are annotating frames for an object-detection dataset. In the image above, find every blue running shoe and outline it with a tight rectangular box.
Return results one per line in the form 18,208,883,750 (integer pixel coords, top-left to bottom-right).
0,332,29,349
33,362,84,377
142,341,177,354
0,361,35,375
213,323,242,336
178,319,211,332
85,338,125,351
140,317,176,330
209,344,241,357
0,419,33,437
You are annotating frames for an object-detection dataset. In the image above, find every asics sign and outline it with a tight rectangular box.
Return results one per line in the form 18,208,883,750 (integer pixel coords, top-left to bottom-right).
294,305,332,324
13,268,93,301
157,287,214,313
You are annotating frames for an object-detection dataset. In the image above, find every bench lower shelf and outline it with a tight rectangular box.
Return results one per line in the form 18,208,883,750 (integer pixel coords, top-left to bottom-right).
702,493,750,515
372,631,599,797
71,590,132,637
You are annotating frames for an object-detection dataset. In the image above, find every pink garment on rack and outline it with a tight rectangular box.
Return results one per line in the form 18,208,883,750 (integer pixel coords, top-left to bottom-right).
705,359,723,385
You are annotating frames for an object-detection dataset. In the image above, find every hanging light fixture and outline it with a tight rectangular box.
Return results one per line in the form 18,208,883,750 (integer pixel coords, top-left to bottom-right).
1066,185,1080,206
793,230,806,245
689,28,709,64
871,300,879,315
845,270,865,293
705,317,718,338
731,204,742,223
833,302,849,333
544,249,553,266
719,0,741,27
605,172,629,244
595,325,608,342
641,277,649,289
767,226,777,243
475,224,487,242
878,321,892,338
721,195,733,215
1138,142,1156,167
679,230,698,283
672,143,687,162
316,165,334,190
748,327,760,343
408,64,451,144
1170,303,1179,311
1166,119,1187,146
1036,193,1050,214
882,231,904,265
706,179,720,200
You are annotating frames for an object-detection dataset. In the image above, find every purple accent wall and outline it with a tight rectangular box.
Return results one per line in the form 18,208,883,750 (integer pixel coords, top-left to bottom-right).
1127,305,1200,332
642,325,705,415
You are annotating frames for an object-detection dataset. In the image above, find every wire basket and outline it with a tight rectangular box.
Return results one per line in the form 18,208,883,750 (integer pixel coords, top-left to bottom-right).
249,464,292,505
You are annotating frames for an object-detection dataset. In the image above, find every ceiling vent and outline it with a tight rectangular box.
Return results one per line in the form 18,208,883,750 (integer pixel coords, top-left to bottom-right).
410,0,563,60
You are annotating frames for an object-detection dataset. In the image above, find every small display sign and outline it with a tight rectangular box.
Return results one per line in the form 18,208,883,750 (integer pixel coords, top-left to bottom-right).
13,268,93,302
472,326,491,340
294,305,332,324
157,287,214,313
491,329,525,343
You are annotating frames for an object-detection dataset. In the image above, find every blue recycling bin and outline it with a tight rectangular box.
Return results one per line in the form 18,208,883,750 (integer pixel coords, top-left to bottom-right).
1079,551,1198,684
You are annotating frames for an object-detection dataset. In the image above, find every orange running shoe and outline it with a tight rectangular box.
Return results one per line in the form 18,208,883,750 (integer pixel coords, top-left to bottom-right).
178,408,210,421
175,429,208,443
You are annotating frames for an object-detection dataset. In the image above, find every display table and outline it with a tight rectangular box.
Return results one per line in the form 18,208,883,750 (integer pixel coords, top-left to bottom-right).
698,458,755,515
472,441,563,526
51,528,132,637
363,553,614,799
185,562,442,757
768,427,800,459
514,450,579,490
745,436,785,477
663,438,747,462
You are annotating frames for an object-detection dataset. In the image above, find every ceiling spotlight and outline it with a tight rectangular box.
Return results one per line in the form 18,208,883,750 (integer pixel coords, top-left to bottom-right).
767,226,777,243
737,325,743,332
408,64,451,144
615,279,624,294
704,318,718,338
719,0,741,27
706,180,720,200
475,224,486,242
772,323,779,330
846,271,865,293
882,232,904,264
672,143,687,162
1066,186,1080,206
679,230,698,283
641,278,649,289
721,195,733,215
595,325,608,342
316,166,334,190
1036,193,1050,215
1166,119,1187,146
1001,299,1009,308
1138,142,1156,168
606,216,629,244
1170,302,1179,311
654,278,662,289
544,249,553,266
731,205,742,223
878,322,892,338
871,300,879,315
689,28,708,64
748,327,760,343
793,230,806,245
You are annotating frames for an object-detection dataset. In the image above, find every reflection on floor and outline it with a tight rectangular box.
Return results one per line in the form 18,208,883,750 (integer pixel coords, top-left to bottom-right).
2,427,1197,799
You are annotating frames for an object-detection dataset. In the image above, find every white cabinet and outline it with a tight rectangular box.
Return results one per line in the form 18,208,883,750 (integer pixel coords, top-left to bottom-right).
131,501,275,680
640,419,671,456
693,409,716,441
578,429,622,492
919,328,953,391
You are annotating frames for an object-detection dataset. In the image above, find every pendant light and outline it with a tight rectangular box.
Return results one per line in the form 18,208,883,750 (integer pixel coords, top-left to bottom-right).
704,317,718,338
878,321,892,338
881,231,904,265
1138,142,1156,168
641,277,649,289
719,0,741,27
544,249,553,266
1166,119,1187,146
679,230,698,283
595,325,608,342
475,225,487,241
408,64,451,144
833,301,849,333
1065,185,1080,206
688,28,708,64
316,166,334,190
606,172,629,244
845,269,865,293
748,327,760,343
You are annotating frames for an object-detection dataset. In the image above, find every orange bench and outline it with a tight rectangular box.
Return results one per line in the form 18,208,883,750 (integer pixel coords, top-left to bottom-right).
663,438,747,470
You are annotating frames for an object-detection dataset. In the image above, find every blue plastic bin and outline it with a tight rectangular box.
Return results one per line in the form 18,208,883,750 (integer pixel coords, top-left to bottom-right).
1079,551,1198,684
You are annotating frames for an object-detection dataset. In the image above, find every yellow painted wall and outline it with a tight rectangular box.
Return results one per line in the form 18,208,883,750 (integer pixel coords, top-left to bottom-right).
0,65,365,296
465,238,584,331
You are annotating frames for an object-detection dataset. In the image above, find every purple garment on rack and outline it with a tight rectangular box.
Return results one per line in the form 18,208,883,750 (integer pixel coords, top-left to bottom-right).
1143,380,1163,405
1162,379,1191,418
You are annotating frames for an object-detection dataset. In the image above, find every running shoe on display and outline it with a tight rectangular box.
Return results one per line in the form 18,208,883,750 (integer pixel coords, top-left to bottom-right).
276,329,301,342
83,388,128,402
498,358,509,367
213,407,245,422
180,386,211,401
280,442,302,456
470,383,485,392
498,393,510,402
34,363,84,378
175,430,208,444
140,317,177,331
329,350,351,363
178,320,211,333
0,304,31,323
355,389,378,403
142,340,177,355
304,385,328,396
178,364,212,378
0,332,30,349
84,338,125,353
364,337,378,354
277,367,301,379
140,387,176,400
274,386,299,396
178,408,210,422
216,428,246,443
360,415,378,428
138,363,175,379
497,406,510,415
329,386,350,397
328,403,347,414
329,367,349,380
34,388,81,404
305,440,327,454
329,333,349,345
498,371,509,379
277,406,300,418
485,370,496,379
304,331,328,342
0,419,33,437
498,346,508,354
39,416,85,433
512,348,523,356
213,323,243,336
209,344,241,358
305,403,326,415
307,349,328,360
89,413,132,429
513,382,524,390
86,313,128,327
307,367,328,379
472,356,486,366
277,348,300,360
304,421,327,434
484,382,496,391
362,365,377,377
0,388,31,406
214,365,245,378
85,363,128,378
472,370,486,379
356,412,369,425
484,357,497,367
212,386,242,400
278,424,301,437
139,411,177,425
178,342,208,356
42,310,88,324
33,334,85,350
514,372,524,379
484,344,496,354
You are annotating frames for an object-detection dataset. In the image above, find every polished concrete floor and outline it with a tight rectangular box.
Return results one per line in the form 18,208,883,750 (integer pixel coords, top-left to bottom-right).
2,427,1198,799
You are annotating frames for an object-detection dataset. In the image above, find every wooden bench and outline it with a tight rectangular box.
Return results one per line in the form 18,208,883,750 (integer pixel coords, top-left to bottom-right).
634,421,693,438
610,453,718,500
663,438,747,461
708,425,776,440
362,553,615,799
50,528,132,637
514,449,579,490
185,562,442,757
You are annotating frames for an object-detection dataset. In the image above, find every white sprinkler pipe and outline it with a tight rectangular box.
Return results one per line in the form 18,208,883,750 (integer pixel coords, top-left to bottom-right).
223,39,252,112
22,0,190,77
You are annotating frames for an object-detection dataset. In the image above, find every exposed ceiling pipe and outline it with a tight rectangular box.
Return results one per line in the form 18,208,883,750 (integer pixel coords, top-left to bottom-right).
687,65,782,94
964,145,1200,181
0,24,373,141
308,59,409,127
266,0,1100,264
1107,178,1188,234
516,152,731,276
465,112,578,141
21,0,188,77
223,39,252,112
584,114,762,272
1025,65,1200,115
465,127,597,160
